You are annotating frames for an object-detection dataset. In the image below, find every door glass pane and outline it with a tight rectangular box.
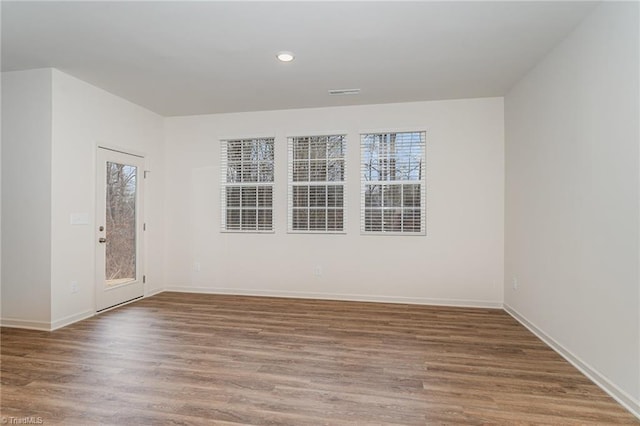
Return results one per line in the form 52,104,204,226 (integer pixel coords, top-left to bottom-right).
105,162,137,286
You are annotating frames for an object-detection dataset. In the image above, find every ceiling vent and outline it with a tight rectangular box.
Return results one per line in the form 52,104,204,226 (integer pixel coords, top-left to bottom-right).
328,88,361,96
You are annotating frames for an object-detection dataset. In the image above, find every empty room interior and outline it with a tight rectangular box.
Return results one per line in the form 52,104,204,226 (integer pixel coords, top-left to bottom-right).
1,1,639,424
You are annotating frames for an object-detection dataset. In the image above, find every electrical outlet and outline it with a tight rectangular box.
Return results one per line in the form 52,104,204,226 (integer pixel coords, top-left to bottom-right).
512,277,519,290
194,262,201,272
71,281,79,293
313,266,322,277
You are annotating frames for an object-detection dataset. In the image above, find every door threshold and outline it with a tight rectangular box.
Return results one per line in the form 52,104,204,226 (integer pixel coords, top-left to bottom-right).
96,295,144,314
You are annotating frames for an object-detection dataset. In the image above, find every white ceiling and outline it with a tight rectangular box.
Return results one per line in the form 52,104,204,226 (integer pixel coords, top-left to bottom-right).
1,1,597,117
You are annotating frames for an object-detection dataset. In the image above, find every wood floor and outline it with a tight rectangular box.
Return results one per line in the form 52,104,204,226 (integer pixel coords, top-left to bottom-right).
1,292,637,425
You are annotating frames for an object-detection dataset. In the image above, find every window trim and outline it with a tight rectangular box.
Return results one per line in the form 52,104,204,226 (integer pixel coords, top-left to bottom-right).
220,137,275,233
287,134,347,234
360,131,426,236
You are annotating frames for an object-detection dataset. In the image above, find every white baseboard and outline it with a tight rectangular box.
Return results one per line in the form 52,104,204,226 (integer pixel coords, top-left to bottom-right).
0,317,51,331
504,304,640,420
163,286,503,309
50,309,94,331
1,291,159,331
1,310,95,331
145,287,164,298
0,289,500,332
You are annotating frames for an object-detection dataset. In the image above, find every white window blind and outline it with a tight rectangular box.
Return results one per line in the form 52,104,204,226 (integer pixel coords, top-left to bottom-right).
221,137,274,232
361,131,426,234
288,135,346,233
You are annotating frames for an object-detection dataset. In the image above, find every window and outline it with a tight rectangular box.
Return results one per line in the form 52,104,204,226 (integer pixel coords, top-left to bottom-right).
361,131,426,234
221,137,274,232
288,135,346,233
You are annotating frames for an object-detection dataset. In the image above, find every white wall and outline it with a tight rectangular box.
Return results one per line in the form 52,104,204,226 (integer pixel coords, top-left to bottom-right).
1,69,53,328
0,68,165,329
50,70,165,326
164,98,504,306
505,1,639,413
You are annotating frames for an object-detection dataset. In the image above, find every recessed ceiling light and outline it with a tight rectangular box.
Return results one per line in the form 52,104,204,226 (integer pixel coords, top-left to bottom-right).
276,51,295,62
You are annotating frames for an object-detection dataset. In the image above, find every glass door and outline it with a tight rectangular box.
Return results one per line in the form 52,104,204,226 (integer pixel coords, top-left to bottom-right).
95,148,145,311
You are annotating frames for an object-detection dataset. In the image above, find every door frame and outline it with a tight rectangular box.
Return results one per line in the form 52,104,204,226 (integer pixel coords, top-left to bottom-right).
95,146,146,312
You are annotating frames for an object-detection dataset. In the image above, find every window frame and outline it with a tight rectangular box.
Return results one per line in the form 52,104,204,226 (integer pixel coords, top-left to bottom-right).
220,137,275,233
287,134,347,234
360,131,426,236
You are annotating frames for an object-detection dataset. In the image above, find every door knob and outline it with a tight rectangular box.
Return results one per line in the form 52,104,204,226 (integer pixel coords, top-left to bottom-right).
98,237,107,243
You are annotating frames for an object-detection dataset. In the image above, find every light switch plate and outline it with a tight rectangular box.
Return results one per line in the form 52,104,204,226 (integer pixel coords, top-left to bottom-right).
70,212,89,225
